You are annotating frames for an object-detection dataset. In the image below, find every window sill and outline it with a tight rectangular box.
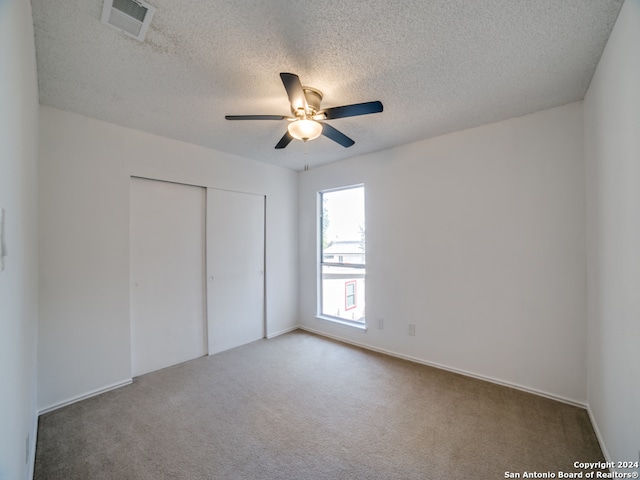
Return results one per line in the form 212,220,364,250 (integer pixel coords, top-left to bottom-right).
314,315,368,332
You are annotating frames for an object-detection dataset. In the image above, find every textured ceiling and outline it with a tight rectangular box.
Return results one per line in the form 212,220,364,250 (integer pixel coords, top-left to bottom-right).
31,0,623,171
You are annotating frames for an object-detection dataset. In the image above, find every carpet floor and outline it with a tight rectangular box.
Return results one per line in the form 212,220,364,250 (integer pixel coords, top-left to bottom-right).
34,330,606,479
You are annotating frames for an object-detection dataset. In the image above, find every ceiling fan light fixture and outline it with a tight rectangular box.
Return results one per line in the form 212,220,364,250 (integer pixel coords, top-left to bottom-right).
287,119,322,142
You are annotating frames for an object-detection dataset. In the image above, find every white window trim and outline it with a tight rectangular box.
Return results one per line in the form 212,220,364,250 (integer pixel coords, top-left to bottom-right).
317,184,366,329
314,315,368,332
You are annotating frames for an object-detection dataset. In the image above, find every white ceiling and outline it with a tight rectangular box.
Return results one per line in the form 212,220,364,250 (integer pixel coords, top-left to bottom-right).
31,0,623,171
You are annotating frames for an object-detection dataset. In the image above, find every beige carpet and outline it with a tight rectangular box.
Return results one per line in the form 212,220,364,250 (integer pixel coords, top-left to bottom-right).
34,330,606,479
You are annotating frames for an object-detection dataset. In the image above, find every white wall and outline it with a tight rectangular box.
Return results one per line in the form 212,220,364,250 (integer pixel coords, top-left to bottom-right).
0,1,40,478
584,0,640,465
38,106,298,411
299,102,587,404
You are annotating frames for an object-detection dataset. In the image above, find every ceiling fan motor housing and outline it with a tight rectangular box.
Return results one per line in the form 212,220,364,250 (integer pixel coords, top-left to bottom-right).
300,87,323,117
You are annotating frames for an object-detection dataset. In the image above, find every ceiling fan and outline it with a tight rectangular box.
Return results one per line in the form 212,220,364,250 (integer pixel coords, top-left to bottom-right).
225,73,383,149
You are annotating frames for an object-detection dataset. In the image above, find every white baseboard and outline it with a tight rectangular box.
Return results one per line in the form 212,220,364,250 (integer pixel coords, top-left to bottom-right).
266,325,299,339
298,325,587,409
586,405,612,463
38,379,133,416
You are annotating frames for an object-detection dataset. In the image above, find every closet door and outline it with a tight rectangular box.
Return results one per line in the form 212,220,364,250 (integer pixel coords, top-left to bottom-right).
206,188,265,354
130,178,207,377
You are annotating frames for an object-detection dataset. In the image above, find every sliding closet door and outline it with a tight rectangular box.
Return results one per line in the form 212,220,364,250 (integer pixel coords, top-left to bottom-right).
130,178,207,377
207,188,265,354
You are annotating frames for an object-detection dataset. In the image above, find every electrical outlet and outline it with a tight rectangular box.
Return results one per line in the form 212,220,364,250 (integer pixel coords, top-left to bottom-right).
408,324,416,336
378,318,384,329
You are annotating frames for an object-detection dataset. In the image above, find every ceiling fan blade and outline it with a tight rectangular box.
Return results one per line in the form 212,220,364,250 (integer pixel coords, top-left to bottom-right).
275,131,294,149
321,123,355,148
322,101,383,120
280,73,307,112
225,115,286,120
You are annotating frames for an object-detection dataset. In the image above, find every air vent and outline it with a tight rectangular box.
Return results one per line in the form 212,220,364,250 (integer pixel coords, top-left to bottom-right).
101,0,156,42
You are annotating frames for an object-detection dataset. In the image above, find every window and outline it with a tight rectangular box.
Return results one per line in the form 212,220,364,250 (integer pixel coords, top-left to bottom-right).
345,281,356,310
319,185,365,325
